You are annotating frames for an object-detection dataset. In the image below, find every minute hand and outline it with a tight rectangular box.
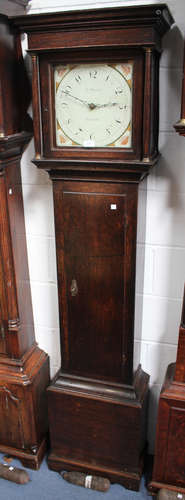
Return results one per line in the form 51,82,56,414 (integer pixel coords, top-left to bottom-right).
62,91,88,106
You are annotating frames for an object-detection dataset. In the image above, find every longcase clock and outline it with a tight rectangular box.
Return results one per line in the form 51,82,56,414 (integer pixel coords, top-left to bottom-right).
150,42,185,494
0,14,50,469
150,289,185,494
13,4,173,489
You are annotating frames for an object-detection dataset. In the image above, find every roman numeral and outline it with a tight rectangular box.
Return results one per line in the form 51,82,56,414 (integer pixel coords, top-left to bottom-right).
75,75,81,83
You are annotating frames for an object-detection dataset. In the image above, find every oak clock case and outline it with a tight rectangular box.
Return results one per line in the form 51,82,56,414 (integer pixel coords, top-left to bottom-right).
0,15,50,469
12,3,174,490
150,43,185,495
150,288,185,494
40,50,143,161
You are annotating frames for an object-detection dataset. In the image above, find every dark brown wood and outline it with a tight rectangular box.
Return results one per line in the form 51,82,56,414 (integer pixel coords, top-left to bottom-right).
53,180,138,385
174,41,185,136
48,364,149,490
12,4,173,489
0,15,50,469
31,54,43,158
150,287,185,494
12,4,174,167
152,38,185,491
142,48,160,161
12,4,173,41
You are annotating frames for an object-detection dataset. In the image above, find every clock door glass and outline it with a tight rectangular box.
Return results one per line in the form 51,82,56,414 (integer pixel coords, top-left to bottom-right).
54,62,133,148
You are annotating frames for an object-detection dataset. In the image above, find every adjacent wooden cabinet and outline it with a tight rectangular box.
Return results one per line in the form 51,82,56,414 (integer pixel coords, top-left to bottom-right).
150,289,185,494
150,42,185,494
0,14,50,469
13,4,173,489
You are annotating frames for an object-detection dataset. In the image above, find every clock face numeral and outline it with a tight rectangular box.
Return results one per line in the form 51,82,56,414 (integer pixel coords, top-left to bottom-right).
115,88,123,95
89,70,97,79
55,62,132,147
75,75,81,83
64,85,72,94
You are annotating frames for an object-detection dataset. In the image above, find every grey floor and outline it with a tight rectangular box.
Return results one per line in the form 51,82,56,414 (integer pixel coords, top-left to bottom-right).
0,453,152,500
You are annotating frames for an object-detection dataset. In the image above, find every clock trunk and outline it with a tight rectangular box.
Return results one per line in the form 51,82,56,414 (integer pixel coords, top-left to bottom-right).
53,180,137,385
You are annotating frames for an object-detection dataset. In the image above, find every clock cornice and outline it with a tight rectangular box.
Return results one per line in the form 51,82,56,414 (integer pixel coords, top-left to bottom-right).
11,4,174,42
11,5,174,167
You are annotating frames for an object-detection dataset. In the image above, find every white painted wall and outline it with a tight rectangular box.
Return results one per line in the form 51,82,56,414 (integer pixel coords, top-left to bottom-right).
0,0,27,16
4,0,185,452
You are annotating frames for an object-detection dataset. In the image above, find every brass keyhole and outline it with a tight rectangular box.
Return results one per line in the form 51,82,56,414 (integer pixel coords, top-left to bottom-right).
70,279,78,297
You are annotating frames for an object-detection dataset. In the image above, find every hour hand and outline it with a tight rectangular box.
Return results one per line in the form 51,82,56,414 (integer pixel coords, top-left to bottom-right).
94,102,118,109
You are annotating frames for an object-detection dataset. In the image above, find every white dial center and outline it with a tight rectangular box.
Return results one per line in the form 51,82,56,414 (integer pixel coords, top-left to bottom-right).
55,63,132,148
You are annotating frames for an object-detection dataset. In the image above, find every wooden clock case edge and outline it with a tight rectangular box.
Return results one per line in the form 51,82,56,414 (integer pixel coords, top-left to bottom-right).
150,39,185,494
11,3,174,487
44,162,150,489
0,133,50,470
47,363,149,489
149,291,185,494
0,16,50,470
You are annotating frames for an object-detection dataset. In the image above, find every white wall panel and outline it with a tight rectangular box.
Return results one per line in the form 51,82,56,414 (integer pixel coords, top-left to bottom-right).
21,140,50,186
22,184,55,237
148,133,185,194
34,326,61,378
159,68,182,133
145,191,185,247
140,342,177,385
0,0,26,15
26,236,57,283
141,295,181,344
30,282,59,330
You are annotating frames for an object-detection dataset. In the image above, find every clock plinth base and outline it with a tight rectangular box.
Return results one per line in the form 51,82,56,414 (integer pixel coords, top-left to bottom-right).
47,364,149,491
0,437,47,471
150,362,185,494
0,345,50,470
48,453,144,490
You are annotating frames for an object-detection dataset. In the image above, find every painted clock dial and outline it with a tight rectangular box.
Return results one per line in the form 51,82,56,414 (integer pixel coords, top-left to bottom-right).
54,62,133,148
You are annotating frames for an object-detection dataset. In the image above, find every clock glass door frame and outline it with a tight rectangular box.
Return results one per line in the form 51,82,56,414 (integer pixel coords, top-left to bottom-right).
39,48,144,162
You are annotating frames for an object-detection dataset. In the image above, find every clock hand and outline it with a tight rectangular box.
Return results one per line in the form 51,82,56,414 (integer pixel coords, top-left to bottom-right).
95,102,118,108
61,92,123,110
62,90,89,106
62,92,98,110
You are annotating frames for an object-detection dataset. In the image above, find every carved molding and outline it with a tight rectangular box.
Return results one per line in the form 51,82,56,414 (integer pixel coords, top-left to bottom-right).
8,318,21,332
0,386,25,448
0,385,20,407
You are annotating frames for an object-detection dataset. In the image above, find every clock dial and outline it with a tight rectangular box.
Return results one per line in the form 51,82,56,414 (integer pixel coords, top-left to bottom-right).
54,63,132,148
